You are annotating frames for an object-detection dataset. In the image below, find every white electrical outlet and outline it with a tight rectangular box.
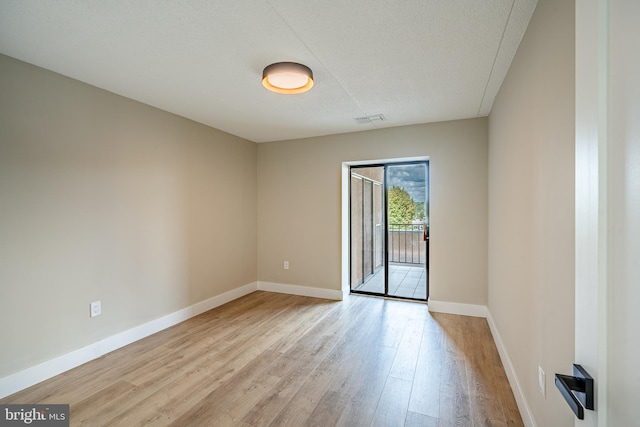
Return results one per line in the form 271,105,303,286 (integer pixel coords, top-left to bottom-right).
90,301,101,318
284,261,289,270
538,366,546,398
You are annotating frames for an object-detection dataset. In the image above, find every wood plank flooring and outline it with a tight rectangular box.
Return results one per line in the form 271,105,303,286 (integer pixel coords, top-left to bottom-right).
1,292,523,426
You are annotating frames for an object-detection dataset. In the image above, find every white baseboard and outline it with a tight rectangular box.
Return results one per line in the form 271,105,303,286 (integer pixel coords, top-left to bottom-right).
2,281,530,426
427,299,488,317
0,281,344,398
428,301,534,426
0,282,258,399
486,310,536,427
257,281,343,301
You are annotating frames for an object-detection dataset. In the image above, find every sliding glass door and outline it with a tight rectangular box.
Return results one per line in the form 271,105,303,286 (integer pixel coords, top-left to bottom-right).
350,162,429,301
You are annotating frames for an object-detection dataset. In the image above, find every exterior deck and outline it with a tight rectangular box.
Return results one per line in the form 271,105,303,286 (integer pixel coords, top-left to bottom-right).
353,263,427,300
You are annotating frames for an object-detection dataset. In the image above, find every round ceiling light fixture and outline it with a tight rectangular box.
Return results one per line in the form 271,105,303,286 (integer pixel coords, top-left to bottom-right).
262,62,314,94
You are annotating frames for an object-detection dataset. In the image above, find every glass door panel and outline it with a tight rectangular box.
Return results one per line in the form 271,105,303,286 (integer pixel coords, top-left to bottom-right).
386,163,428,300
350,167,385,294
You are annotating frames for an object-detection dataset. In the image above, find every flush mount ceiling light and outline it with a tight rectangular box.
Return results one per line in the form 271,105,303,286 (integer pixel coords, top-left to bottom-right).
262,62,314,94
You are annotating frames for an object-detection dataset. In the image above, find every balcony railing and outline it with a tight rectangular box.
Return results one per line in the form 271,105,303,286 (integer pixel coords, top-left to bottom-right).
388,223,427,265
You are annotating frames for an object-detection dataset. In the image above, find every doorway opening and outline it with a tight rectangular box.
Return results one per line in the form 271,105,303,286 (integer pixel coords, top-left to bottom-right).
350,162,429,301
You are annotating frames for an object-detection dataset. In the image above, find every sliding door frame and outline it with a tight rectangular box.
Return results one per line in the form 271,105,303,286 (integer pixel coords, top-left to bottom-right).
349,160,429,301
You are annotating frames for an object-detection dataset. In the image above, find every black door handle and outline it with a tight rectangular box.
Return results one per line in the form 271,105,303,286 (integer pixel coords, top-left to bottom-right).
554,364,594,419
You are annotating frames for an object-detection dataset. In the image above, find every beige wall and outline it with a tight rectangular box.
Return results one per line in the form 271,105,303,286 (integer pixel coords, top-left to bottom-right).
0,54,257,378
487,0,575,426
257,118,488,305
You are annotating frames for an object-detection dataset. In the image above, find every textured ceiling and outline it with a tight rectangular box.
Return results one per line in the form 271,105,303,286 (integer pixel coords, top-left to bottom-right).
0,1,537,143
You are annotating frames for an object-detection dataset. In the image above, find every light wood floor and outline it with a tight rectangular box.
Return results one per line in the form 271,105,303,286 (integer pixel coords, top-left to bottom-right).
2,292,523,426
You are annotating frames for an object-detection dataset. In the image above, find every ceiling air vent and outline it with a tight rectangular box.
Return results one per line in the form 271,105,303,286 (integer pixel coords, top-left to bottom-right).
354,114,386,124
